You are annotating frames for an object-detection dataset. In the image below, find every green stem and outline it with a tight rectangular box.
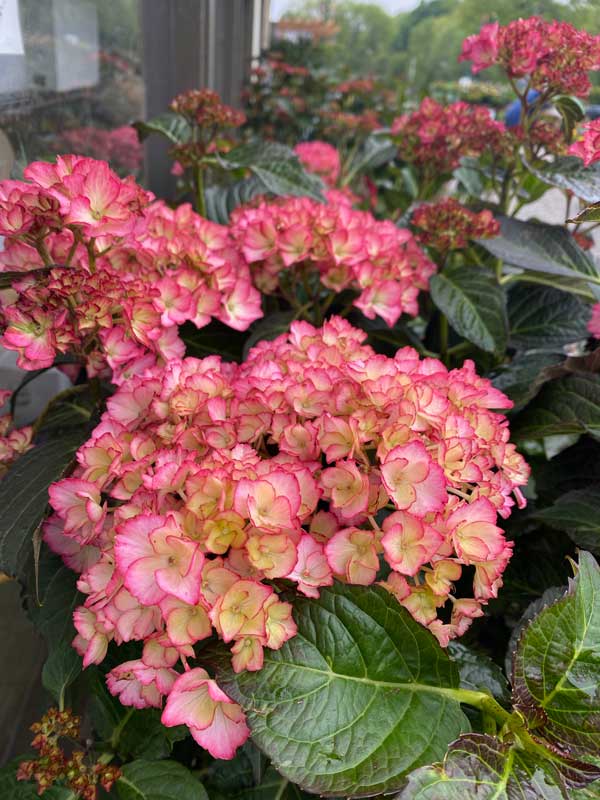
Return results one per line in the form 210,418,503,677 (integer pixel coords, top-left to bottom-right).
451,689,513,729
36,237,53,266
274,779,289,800
499,167,513,214
110,707,135,750
446,341,473,359
64,235,79,267
495,257,503,283
194,165,207,217
318,290,337,322
439,313,448,364
340,139,361,187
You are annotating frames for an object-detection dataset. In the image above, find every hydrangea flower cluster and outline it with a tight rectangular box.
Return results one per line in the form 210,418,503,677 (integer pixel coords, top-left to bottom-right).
230,196,435,326
0,156,262,380
335,78,376,95
323,109,380,139
45,316,528,759
459,17,600,97
512,117,566,156
294,141,341,187
412,199,500,254
391,98,508,174
569,119,600,167
170,88,246,128
169,89,246,168
268,59,309,78
0,390,33,478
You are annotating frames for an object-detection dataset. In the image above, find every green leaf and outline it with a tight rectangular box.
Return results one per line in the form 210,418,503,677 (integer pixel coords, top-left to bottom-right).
429,265,507,353
243,311,295,359
133,112,192,145
526,156,600,204
0,432,89,579
85,663,186,758
27,550,81,646
554,95,586,142
572,779,600,798
513,551,600,759
87,666,124,740
204,743,264,798
492,352,564,410
118,709,187,760
117,760,208,800
397,733,568,799
180,319,246,361
343,135,396,183
454,156,484,197
204,177,265,224
505,587,567,678
447,642,509,703
477,216,600,286
517,171,553,204
568,203,600,224
400,165,419,199
512,374,600,441
507,285,590,352
221,142,324,201
534,488,600,554
212,582,468,797
232,768,314,799
206,756,313,800
41,641,82,705
495,532,574,616
535,436,600,500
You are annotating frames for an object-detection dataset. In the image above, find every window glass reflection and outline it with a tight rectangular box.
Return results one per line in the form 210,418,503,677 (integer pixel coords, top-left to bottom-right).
0,0,144,179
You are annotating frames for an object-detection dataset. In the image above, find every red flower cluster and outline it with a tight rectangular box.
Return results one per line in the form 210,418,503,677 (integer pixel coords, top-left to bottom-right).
169,89,246,168
294,141,341,187
230,196,436,326
45,317,528,758
460,17,600,97
17,708,120,800
512,117,566,156
0,156,262,379
412,199,500,253
60,126,143,173
170,88,246,129
569,119,600,167
335,78,376,95
323,109,380,137
268,59,310,77
391,98,508,174
0,390,33,478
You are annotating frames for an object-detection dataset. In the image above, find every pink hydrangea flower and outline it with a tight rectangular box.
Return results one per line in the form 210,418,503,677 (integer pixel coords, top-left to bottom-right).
42,317,529,760
569,120,600,167
161,668,250,759
294,141,341,187
0,157,262,380
460,16,600,97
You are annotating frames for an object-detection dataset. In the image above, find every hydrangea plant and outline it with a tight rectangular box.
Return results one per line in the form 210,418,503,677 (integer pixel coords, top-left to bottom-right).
1,14,600,800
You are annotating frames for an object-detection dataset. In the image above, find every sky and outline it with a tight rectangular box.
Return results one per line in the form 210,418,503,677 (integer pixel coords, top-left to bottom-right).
269,0,422,20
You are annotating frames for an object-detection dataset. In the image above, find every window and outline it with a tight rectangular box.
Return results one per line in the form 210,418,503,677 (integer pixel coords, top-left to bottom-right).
0,0,144,179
